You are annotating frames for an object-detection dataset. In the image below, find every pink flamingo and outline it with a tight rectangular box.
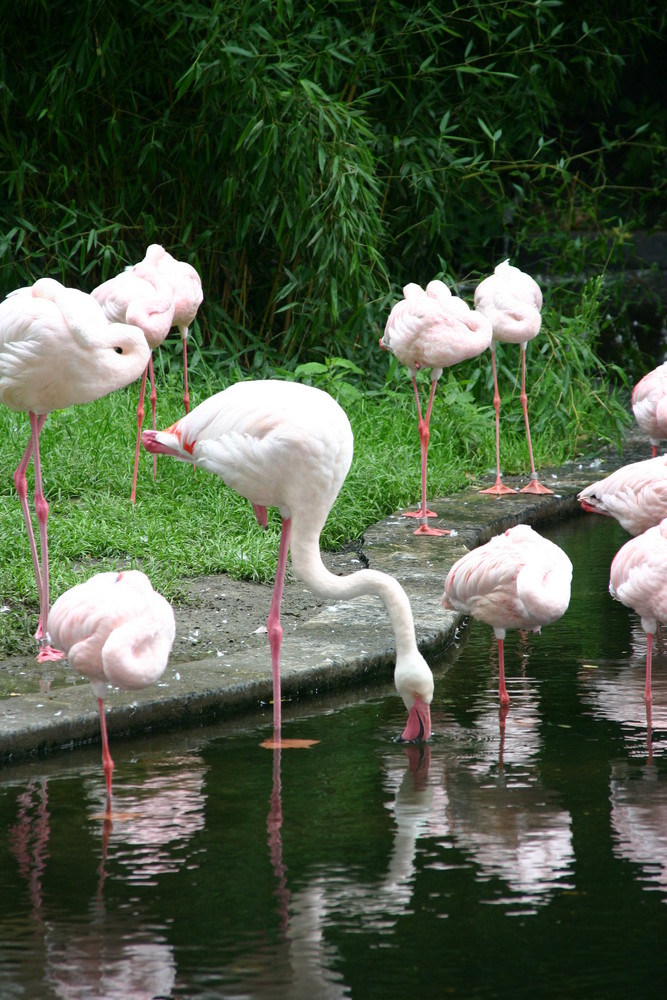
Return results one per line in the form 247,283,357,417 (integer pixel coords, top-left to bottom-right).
474,259,552,496
441,524,572,706
47,570,176,805
142,379,434,744
146,244,203,414
92,244,203,502
609,518,667,704
578,455,667,536
631,361,667,457
0,278,150,661
380,280,493,535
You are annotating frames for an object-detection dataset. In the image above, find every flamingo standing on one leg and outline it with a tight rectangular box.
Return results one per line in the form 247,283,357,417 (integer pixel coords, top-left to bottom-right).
631,361,667,458
92,244,203,502
144,244,204,414
441,524,572,708
142,379,434,745
0,278,150,660
380,280,493,535
47,570,176,808
474,259,552,496
609,518,667,705
577,455,667,536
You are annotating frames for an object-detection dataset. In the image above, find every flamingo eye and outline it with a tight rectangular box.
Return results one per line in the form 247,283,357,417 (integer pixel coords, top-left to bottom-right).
114,346,124,354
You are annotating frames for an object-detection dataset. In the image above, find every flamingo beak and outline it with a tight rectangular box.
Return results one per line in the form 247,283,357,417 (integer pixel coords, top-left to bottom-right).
397,697,432,743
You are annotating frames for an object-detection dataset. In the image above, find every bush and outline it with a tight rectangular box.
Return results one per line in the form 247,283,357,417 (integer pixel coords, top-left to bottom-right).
1,1,664,367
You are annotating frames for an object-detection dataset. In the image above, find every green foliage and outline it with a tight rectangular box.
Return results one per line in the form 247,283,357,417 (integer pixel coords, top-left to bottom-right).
0,1,664,367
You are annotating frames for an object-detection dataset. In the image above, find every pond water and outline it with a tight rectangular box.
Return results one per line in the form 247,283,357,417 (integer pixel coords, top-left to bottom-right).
1,514,667,999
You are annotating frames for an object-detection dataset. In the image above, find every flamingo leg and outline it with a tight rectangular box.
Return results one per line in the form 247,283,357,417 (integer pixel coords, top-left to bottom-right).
148,354,158,481
519,342,553,495
497,635,510,706
266,517,291,737
645,631,653,705
480,344,516,496
13,420,45,633
181,326,190,414
131,363,150,504
97,697,115,802
403,374,449,535
14,414,63,662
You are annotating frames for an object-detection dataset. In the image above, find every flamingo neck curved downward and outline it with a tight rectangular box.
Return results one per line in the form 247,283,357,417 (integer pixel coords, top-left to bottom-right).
288,524,421,663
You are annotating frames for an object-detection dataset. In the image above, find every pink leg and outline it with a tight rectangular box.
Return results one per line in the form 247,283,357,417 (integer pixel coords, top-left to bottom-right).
645,631,653,705
519,343,553,495
182,331,190,414
497,636,510,706
16,414,64,662
480,345,516,496
403,375,449,535
131,363,149,504
266,517,291,737
13,421,45,635
148,354,158,481
97,698,115,802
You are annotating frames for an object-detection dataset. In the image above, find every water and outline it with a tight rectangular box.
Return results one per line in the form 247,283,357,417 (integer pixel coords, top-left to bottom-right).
2,515,667,999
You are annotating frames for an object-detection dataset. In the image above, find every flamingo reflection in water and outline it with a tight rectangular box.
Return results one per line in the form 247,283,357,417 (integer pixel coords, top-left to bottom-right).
440,684,575,910
578,619,667,757
257,743,447,999
609,759,667,902
6,754,207,999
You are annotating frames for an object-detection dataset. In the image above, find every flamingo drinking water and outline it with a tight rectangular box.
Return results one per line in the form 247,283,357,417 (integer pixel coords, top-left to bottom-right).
142,379,434,744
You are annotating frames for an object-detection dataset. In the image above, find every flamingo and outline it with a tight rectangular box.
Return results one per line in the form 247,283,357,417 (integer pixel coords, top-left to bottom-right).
609,518,667,705
0,278,151,660
142,379,434,744
47,570,176,804
380,279,493,535
92,244,203,502
441,524,572,707
474,259,552,496
631,361,667,457
146,244,204,414
577,455,667,536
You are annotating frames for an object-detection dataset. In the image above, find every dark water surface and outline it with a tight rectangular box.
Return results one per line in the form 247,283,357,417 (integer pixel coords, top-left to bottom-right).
1,515,667,999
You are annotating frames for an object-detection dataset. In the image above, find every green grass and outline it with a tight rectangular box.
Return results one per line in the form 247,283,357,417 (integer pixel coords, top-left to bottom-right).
0,280,632,656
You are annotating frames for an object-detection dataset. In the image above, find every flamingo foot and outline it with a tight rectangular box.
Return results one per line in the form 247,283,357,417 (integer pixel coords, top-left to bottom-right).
480,480,517,496
413,523,450,536
402,508,438,519
520,476,554,495
36,644,66,663
260,738,320,749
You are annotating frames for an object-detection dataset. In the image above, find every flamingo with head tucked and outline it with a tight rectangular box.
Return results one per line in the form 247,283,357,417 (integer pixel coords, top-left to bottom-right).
380,279,493,535
474,259,552,496
631,361,667,458
441,524,572,707
609,518,667,705
0,278,150,660
142,379,434,745
47,570,176,805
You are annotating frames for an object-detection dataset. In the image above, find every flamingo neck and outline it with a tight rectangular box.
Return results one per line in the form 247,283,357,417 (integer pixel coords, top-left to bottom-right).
288,525,420,660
